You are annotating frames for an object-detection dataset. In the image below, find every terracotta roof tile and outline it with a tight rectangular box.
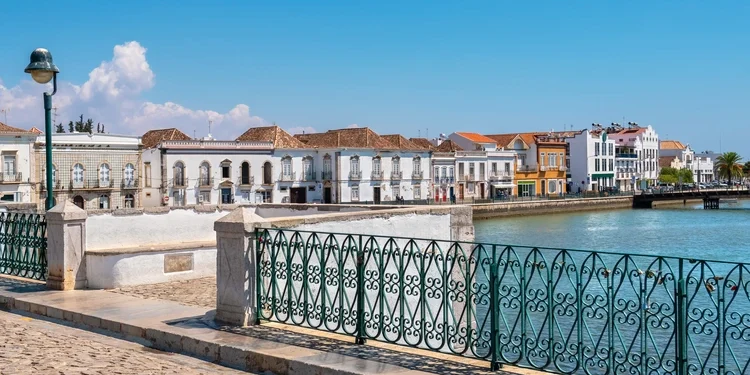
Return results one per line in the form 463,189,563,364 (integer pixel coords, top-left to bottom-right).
484,134,520,149
435,139,463,152
294,127,392,149
142,128,192,148
409,137,434,150
29,127,43,134
660,140,686,150
0,121,34,134
236,126,305,148
455,132,497,144
381,134,423,150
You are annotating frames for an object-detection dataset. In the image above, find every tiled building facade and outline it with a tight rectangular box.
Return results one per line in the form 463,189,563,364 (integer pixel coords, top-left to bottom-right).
35,133,142,210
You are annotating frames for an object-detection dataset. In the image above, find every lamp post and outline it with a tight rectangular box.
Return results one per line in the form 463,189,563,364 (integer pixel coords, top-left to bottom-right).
24,48,59,210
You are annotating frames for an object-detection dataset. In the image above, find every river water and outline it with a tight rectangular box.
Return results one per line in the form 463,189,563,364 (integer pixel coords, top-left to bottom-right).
475,199,750,262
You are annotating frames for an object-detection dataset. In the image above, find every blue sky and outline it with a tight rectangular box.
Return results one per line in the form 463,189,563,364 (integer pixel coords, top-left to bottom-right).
0,1,748,154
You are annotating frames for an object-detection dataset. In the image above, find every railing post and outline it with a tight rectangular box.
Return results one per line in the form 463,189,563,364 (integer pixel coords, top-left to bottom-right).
45,200,87,290
676,258,687,375
355,234,366,344
489,245,501,371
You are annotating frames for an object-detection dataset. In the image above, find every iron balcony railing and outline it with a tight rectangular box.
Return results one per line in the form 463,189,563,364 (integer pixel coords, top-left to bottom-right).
0,212,47,281
70,179,115,189
121,178,138,189
279,172,296,182
489,171,513,181
616,153,638,158
391,171,403,180
321,171,333,180
412,170,423,179
0,172,23,183
39,180,62,191
198,177,214,187
257,227,750,374
434,176,455,185
349,171,362,180
301,171,317,182
516,165,535,172
237,176,255,186
371,170,384,180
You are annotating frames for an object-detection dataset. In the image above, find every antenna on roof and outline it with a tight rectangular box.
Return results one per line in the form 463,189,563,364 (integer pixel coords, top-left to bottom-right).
208,120,213,136
418,129,421,138
0,108,8,124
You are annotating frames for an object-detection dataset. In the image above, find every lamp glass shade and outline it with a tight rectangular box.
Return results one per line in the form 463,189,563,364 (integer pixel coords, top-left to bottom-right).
30,70,54,84
24,48,60,83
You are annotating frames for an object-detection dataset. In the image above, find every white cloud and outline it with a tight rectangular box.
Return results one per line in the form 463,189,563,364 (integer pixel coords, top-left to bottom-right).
0,41,272,139
347,123,359,128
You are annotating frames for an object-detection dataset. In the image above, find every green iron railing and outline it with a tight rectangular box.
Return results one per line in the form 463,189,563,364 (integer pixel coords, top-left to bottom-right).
0,212,47,281
256,228,750,375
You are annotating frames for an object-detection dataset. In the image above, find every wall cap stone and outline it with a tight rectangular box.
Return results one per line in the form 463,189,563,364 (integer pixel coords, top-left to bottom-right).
46,200,87,222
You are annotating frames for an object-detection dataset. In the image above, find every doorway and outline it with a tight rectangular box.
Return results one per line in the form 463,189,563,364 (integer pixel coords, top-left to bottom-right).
373,187,381,204
290,187,306,204
73,195,84,209
449,186,454,202
323,187,332,204
221,188,232,204
541,180,546,196
458,184,464,200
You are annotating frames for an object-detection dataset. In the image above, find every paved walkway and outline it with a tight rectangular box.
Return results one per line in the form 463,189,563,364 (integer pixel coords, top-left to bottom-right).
0,309,248,375
113,277,215,308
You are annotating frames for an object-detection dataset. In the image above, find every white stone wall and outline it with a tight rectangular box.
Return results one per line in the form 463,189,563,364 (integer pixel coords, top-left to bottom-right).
568,130,616,191
295,212,452,241
0,135,35,203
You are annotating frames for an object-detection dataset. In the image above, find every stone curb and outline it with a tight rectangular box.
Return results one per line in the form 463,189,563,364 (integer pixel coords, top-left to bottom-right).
0,294,427,375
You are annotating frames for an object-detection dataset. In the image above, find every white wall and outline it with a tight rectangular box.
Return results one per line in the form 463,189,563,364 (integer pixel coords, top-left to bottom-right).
295,212,452,241
0,135,36,203
86,209,226,250
86,247,216,289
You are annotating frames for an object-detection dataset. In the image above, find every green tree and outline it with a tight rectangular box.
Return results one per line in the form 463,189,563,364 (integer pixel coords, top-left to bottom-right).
743,161,750,176
55,123,65,133
678,168,693,184
67,120,74,133
715,152,743,186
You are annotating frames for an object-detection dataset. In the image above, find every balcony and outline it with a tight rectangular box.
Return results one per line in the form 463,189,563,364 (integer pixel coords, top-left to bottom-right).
412,170,423,180
171,178,187,188
349,171,362,180
70,179,114,190
198,177,214,188
121,178,139,189
237,176,255,186
321,171,333,180
616,153,638,159
278,172,296,182
441,177,455,185
301,171,317,182
371,170,384,180
516,165,535,172
463,174,476,182
0,172,22,183
391,171,403,180
39,180,62,191
489,171,513,181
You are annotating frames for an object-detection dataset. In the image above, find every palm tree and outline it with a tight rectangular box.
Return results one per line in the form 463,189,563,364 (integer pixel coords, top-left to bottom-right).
715,152,743,187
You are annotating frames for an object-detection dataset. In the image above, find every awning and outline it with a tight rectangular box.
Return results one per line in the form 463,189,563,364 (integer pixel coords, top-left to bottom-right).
255,187,266,192
591,173,615,179
517,180,535,185
492,183,515,188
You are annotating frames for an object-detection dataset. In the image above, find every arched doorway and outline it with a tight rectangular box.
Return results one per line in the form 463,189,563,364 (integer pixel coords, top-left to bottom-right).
73,195,84,209
263,162,272,185
124,194,135,208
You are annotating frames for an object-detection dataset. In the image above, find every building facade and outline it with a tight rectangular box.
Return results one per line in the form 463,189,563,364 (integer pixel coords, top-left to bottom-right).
448,132,516,199
0,122,37,203
660,140,714,184
35,133,142,210
487,133,567,197
567,130,617,192
607,124,660,188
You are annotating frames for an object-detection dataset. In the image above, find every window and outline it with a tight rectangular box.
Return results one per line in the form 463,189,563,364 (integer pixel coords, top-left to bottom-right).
281,156,293,179
241,162,251,185
469,163,475,179
263,161,272,184
221,160,231,179
504,163,510,174
434,166,440,182
549,154,557,167
302,156,313,180
200,162,211,186
458,163,464,177
323,155,332,178
448,167,454,178
609,159,614,172
174,162,185,186
392,156,400,173
351,186,360,201
144,162,151,187
124,163,135,187
241,191,251,202
549,180,557,194
595,159,600,172
373,157,382,174
392,185,400,199
124,194,135,208
540,153,546,166
467,182,474,194
413,156,421,174
595,143,600,156
350,156,360,174
172,189,185,206
559,153,565,165
199,191,210,203
479,163,485,179
51,165,57,184
99,194,110,209
73,163,84,183
414,185,421,199
608,143,613,156
99,163,111,185
491,162,497,173
3,155,16,178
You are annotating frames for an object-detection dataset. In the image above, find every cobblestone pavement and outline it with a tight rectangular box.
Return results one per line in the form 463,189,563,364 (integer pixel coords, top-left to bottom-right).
112,277,216,308
0,310,249,375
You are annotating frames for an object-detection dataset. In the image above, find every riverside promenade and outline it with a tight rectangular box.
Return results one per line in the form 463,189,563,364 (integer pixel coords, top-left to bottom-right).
0,275,539,375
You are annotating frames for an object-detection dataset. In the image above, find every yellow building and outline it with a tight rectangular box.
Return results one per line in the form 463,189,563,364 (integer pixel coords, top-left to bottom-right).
486,132,567,197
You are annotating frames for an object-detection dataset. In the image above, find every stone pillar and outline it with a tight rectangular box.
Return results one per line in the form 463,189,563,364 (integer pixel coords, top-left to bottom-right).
214,207,266,326
449,205,475,242
46,200,87,290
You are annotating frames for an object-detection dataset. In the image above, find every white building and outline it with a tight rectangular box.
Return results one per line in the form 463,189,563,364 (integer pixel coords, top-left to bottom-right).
447,132,516,199
296,127,431,203
142,128,275,206
0,123,38,203
606,123,660,188
567,129,617,192
660,140,713,184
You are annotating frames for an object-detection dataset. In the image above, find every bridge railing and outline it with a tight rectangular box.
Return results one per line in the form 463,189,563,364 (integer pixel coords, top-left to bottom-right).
256,227,750,374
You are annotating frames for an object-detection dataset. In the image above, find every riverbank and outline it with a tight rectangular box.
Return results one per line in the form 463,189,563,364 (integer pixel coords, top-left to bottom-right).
471,196,632,219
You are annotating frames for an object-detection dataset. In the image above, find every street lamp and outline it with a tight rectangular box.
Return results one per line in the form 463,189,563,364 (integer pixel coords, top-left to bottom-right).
24,48,59,210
